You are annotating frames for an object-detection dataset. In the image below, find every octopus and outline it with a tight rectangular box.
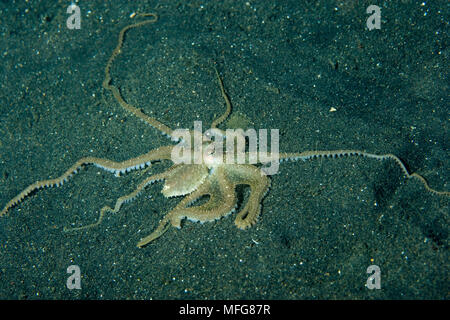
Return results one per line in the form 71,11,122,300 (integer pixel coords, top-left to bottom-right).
1,14,448,248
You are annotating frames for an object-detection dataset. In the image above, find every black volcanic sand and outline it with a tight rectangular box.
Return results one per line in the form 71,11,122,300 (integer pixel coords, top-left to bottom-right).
0,0,448,299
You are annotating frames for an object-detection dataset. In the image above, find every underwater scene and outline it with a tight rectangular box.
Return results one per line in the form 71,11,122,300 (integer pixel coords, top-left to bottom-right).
0,1,448,299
